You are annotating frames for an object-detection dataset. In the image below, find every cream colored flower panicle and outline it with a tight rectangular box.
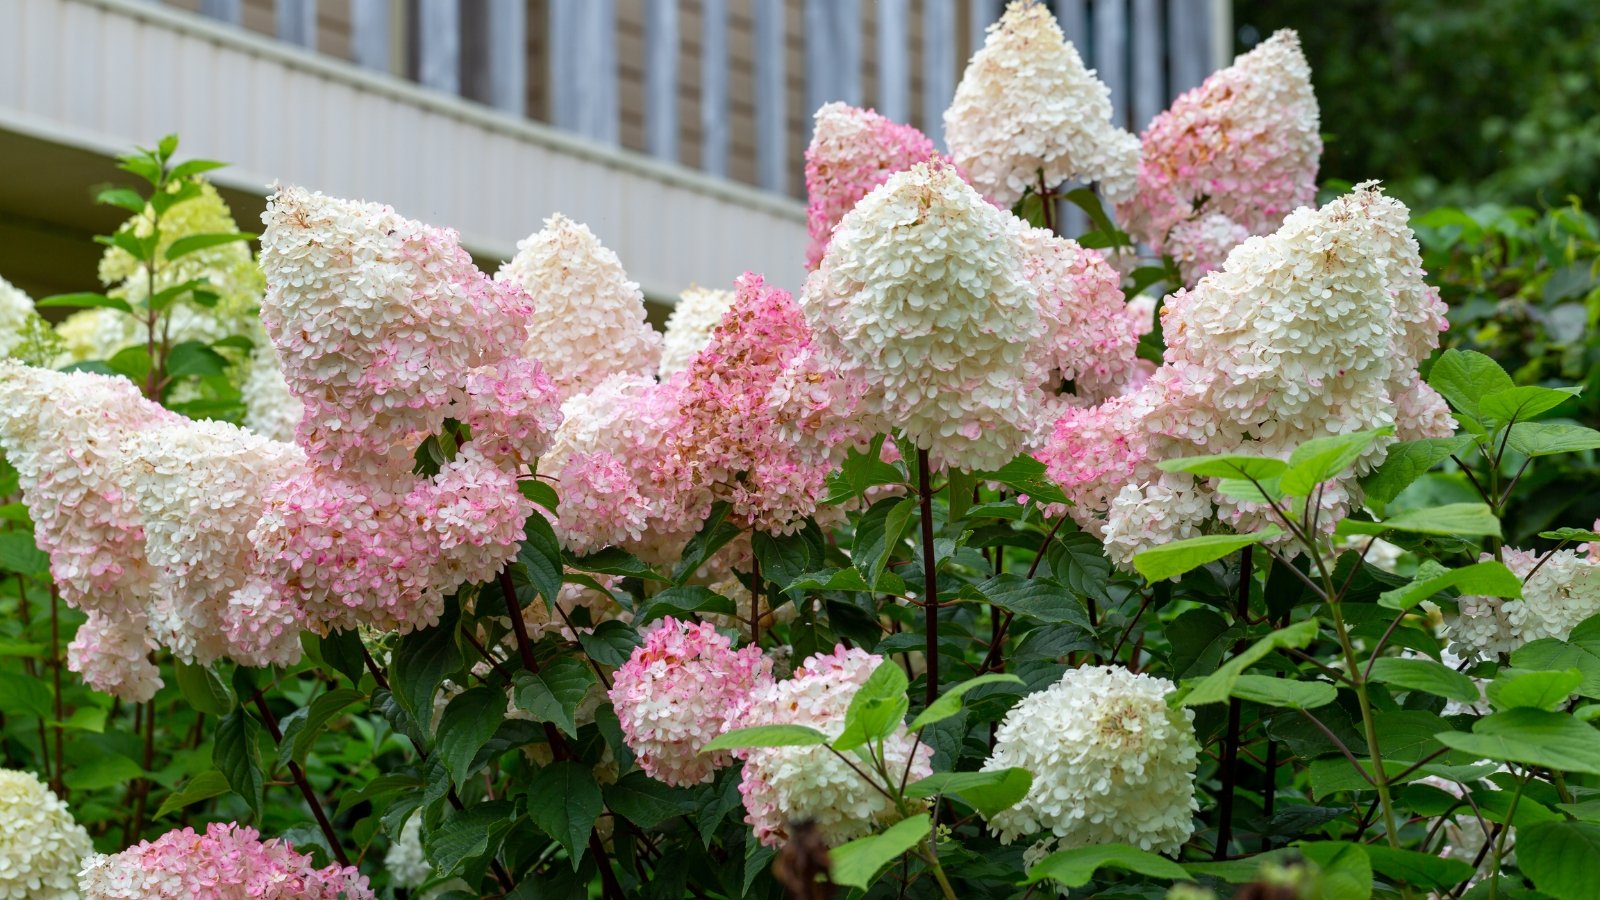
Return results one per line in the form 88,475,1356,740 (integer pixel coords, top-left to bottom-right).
0,768,93,900
497,214,662,397
944,0,1140,208
801,160,1045,471
658,285,734,378
241,342,305,443
1449,548,1600,660
0,275,34,359
983,666,1199,854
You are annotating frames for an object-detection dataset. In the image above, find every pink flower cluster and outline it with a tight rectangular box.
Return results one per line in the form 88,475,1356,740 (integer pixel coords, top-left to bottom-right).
804,103,942,270
1118,30,1322,284
253,187,562,634
78,822,372,899
609,617,773,786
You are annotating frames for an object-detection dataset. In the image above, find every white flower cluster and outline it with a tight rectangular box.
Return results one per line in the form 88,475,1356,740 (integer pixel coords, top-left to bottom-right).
657,286,734,379
0,768,92,900
1449,548,1600,660
732,647,932,847
983,665,1198,854
0,275,34,359
497,214,662,398
944,0,1140,208
384,816,433,890
241,342,304,443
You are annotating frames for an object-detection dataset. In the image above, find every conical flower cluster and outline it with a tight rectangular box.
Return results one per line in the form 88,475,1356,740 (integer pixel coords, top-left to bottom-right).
658,285,734,379
1040,183,1453,566
944,0,1140,208
0,768,93,899
497,214,662,398
1119,29,1322,284
804,102,942,269
79,822,372,899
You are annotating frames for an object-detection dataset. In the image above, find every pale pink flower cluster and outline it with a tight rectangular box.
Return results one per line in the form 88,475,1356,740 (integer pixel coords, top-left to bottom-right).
496,213,662,398
1119,30,1321,284
78,822,372,899
801,160,1142,471
663,273,837,534
731,646,932,847
658,286,734,379
254,187,561,634
1448,548,1600,660
804,103,941,270
609,617,773,786
1040,184,1454,567
944,0,1140,208
0,362,176,699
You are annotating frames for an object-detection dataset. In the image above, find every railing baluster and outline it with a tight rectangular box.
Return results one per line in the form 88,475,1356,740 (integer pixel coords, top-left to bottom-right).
1093,0,1129,129
551,0,619,145
921,0,954,148
701,0,729,176
277,0,316,49
484,0,526,115
805,0,861,116
418,3,460,95
198,0,240,25
753,0,787,193
1167,0,1212,97
645,0,679,162
876,0,909,123
967,0,1001,49
1130,0,1162,131
350,0,390,73
1057,0,1087,54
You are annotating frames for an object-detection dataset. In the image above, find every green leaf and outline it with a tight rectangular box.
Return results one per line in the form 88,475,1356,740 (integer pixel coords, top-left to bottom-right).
752,523,826,594
64,754,145,791
828,815,931,890
1487,668,1583,711
0,532,49,575
107,346,151,383
1063,187,1125,242
214,708,264,813
1519,821,1600,900
390,598,462,738
910,673,1025,729
981,455,1069,505
526,761,603,867
174,660,235,716
436,687,507,788
853,496,915,587
168,159,228,181
1229,674,1338,709
1157,453,1288,480
1336,503,1501,539
1280,428,1393,497
0,672,53,718
832,661,910,751
602,772,693,829
634,585,736,625
154,770,233,819
1362,845,1473,890
1368,657,1480,704
577,621,642,667
1378,560,1523,612
286,688,365,766
156,133,179,160
318,629,369,686
166,340,231,378
671,501,742,583
147,277,211,313
96,186,148,212
1297,841,1373,900
569,546,666,582
1540,528,1600,543
34,292,132,313
518,509,565,607
511,657,596,738
1428,349,1513,420
1506,422,1600,457
1362,436,1477,508
1478,385,1582,428
1178,618,1319,707
905,768,1032,817
424,801,516,878
1436,708,1600,775
1024,843,1189,888
165,231,255,261
969,574,1092,627
1132,528,1282,583
701,724,829,753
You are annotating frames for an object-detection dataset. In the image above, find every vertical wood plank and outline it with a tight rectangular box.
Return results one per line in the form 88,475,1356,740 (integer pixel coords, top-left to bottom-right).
277,0,316,48
921,0,954,148
875,0,908,122
645,0,679,161
753,0,786,193
1056,0,1087,53
1093,0,1128,129
350,0,390,73
1130,0,1162,131
701,0,729,176
968,0,1001,45
198,0,241,25
1166,0,1212,97
551,0,619,144
485,0,526,114
418,2,460,95
805,0,860,117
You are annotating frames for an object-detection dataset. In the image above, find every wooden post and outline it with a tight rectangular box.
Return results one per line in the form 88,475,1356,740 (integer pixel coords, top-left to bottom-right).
198,0,241,25
350,0,390,73
485,0,526,115
645,0,679,161
753,0,787,193
1131,0,1162,131
921,0,955,149
417,2,460,95
702,0,730,176
805,0,861,116
277,0,316,49
876,0,909,123
550,0,619,145
1093,0,1128,129
1167,0,1213,97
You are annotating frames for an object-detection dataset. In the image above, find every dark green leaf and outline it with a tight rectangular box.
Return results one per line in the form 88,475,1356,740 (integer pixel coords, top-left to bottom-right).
1025,843,1189,887
1428,349,1513,420
0,532,49,575
603,772,694,829
910,673,1025,729
1179,619,1319,706
424,801,516,878
154,770,233,819
390,598,463,738
634,585,735,625
569,546,666,582
1369,657,1480,704
286,687,365,766
526,762,603,866
436,687,507,788
1519,821,1600,900
318,629,368,686
981,455,1068,506
511,657,596,738
166,340,231,378
1436,708,1600,775
214,708,264,812
174,660,235,716
1362,436,1477,508
518,509,565,607
852,496,915,587
969,574,1092,627
672,501,742,583
577,621,642,667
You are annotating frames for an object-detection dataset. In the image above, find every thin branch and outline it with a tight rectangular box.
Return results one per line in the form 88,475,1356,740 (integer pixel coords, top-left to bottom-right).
1295,708,1376,787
